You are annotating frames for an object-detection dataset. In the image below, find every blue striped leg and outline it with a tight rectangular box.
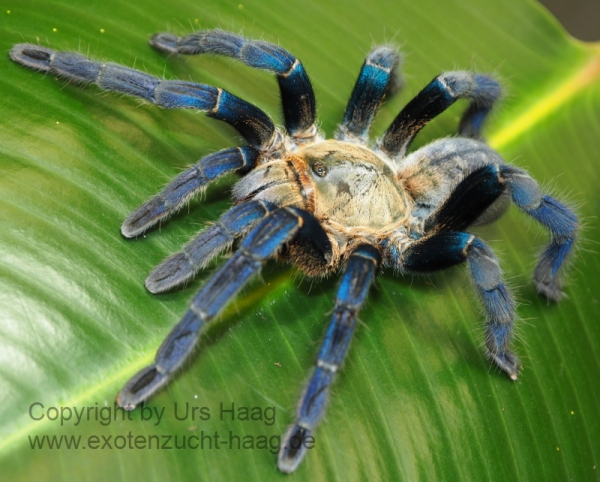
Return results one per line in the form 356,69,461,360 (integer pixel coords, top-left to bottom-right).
500,166,578,301
278,244,381,473
335,46,402,142
122,147,261,237
378,72,501,159
117,207,309,410
150,30,317,141
10,44,275,148
402,232,518,378
145,200,277,293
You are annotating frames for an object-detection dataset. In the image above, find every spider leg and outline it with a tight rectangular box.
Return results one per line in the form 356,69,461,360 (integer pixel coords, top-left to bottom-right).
500,166,578,301
150,30,317,141
378,72,500,159
402,232,518,379
335,46,402,142
278,244,380,473
423,164,506,233
425,161,579,301
117,206,310,410
10,44,275,148
145,200,277,293
121,147,260,237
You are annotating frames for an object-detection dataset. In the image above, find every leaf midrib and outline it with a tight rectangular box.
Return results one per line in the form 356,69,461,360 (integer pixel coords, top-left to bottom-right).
491,43,600,149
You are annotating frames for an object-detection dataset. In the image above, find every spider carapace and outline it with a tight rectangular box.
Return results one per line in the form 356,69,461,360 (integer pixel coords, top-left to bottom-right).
11,29,578,472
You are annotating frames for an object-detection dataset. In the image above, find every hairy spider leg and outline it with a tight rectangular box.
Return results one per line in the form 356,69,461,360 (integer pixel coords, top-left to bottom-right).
499,166,578,301
150,30,317,140
335,46,402,142
432,162,579,302
403,232,518,378
387,164,519,377
122,147,261,237
10,44,275,148
278,244,381,473
423,164,507,233
117,207,310,410
457,75,502,139
146,200,277,293
378,72,501,159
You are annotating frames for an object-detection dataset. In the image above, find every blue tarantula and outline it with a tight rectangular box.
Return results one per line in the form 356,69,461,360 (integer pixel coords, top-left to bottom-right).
11,30,578,472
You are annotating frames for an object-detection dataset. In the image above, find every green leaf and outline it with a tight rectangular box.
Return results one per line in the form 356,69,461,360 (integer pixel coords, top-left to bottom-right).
1,0,599,480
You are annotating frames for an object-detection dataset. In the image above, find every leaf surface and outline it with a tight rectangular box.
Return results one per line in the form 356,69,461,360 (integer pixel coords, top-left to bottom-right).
1,0,599,480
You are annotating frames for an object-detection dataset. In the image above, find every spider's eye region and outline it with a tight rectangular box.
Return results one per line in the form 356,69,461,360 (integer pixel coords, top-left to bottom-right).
311,161,328,177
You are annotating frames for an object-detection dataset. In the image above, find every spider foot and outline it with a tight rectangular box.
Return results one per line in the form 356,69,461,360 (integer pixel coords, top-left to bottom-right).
489,351,520,380
121,197,167,238
145,252,193,294
117,365,168,410
278,424,314,473
533,269,564,302
149,33,179,53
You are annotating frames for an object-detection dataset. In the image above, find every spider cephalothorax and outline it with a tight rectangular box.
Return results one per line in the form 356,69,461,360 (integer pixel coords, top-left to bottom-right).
11,29,578,473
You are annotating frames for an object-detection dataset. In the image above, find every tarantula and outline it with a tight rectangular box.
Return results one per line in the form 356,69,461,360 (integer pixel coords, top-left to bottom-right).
11,30,578,472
